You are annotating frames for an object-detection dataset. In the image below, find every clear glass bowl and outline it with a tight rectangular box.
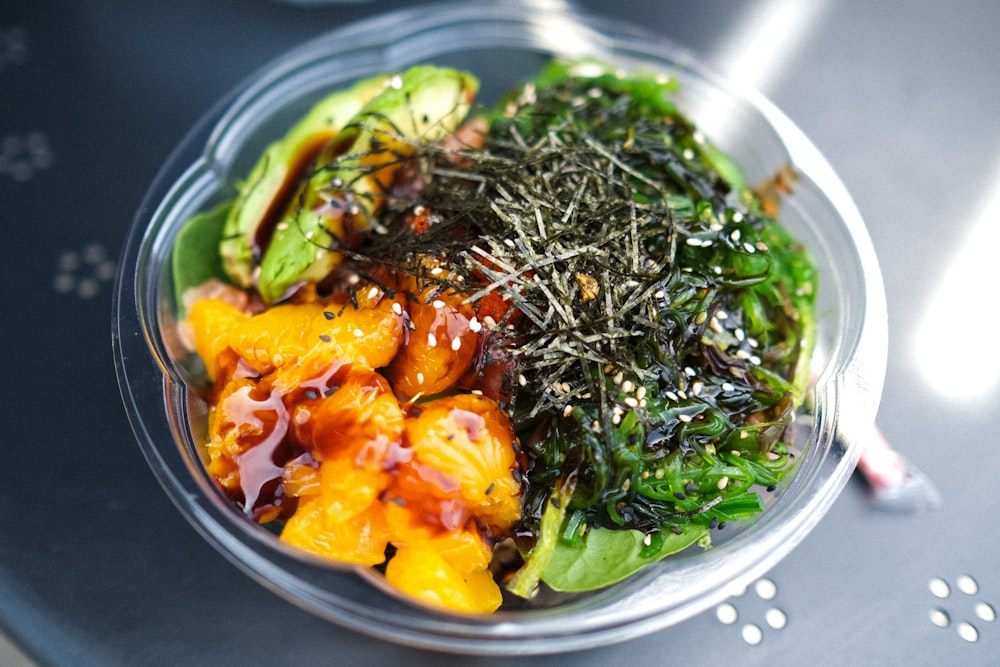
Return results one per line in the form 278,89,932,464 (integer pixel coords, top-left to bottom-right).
113,0,887,655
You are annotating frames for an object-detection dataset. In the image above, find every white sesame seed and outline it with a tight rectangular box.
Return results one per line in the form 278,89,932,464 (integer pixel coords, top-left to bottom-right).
613,371,624,385
563,404,573,417
353,328,364,337
430,266,443,275
684,366,696,377
692,381,703,396
612,413,622,425
743,242,756,253
685,237,703,246
717,476,730,490
471,389,483,395
722,382,735,392
469,317,482,333
451,337,462,351
735,328,745,342
643,533,652,546
518,373,527,386
624,397,639,408
636,386,647,400
417,372,425,384
621,379,634,393
695,311,707,326
678,413,692,423
730,229,741,242
432,299,446,309
392,302,403,315
367,286,380,300
427,333,437,347
654,290,665,299
560,382,572,394
639,398,647,408
666,391,679,402
482,315,497,328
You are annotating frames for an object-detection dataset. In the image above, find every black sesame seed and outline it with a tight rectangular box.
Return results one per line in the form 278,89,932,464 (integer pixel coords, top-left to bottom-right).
670,525,683,535
323,311,335,320
674,491,687,500
319,334,332,342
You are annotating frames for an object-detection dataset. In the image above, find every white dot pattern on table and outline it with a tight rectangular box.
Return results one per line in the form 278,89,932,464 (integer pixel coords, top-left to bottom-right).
927,574,995,643
713,577,786,645
53,243,117,300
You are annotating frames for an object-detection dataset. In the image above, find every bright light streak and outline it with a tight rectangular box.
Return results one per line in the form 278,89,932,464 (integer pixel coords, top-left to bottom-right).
713,0,831,93
915,162,1000,401
528,0,605,60
690,0,830,149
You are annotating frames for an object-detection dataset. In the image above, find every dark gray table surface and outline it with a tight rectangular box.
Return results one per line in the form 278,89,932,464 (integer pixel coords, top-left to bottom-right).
2,1,998,664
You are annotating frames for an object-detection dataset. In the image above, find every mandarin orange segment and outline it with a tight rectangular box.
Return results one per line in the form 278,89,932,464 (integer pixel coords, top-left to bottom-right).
385,290,479,401
317,456,391,521
186,298,251,380
280,495,390,567
384,543,503,614
395,394,521,528
205,377,289,500
382,501,493,573
294,366,405,462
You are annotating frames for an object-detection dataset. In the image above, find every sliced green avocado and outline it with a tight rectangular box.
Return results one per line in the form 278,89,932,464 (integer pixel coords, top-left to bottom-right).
219,72,399,288
256,65,479,305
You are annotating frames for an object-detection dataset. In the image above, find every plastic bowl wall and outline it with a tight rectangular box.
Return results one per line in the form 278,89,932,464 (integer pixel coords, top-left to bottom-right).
113,0,887,655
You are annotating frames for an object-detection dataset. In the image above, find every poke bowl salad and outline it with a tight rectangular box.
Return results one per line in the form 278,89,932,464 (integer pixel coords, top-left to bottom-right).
113,2,886,654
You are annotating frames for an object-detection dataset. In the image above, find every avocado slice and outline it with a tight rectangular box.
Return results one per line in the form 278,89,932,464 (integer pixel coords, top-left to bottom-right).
256,65,479,304
220,72,399,288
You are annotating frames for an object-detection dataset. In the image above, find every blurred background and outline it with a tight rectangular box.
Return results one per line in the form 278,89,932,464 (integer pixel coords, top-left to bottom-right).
2,1,998,664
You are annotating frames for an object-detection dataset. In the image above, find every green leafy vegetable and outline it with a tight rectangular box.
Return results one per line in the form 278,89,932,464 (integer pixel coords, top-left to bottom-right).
541,523,709,593
171,201,232,314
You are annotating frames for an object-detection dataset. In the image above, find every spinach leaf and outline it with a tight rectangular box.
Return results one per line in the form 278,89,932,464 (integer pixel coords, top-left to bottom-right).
171,201,233,314
540,524,709,593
